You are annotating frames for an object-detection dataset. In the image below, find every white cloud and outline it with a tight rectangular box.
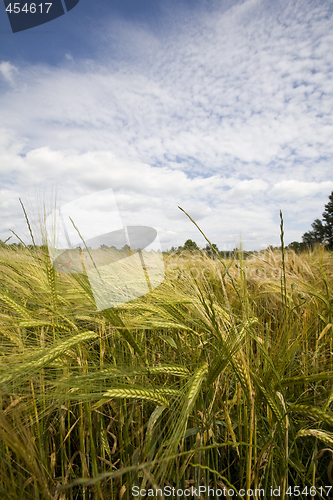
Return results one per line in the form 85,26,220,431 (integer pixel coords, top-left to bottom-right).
270,180,333,198
0,138,279,248
0,61,18,86
228,179,269,199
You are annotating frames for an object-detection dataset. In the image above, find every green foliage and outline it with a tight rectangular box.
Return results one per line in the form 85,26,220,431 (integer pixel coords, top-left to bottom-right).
286,241,306,253
204,242,219,258
322,192,333,250
182,239,200,253
303,191,333,250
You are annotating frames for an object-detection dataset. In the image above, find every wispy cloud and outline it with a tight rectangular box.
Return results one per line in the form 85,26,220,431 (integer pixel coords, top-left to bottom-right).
270,180,333,198
0,61,18,86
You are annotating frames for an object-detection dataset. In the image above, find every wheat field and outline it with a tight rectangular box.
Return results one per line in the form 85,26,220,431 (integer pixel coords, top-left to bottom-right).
0,221,333,499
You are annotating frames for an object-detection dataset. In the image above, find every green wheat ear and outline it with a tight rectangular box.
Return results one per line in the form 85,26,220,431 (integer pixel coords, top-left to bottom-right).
167,363,208,451
0,331,98,386
296,429,333,448
98,387,172,407
289,404,333,427
0,291,32,319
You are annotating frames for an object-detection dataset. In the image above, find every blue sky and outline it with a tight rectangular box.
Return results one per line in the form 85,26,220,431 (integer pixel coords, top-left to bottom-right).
1,0,333,251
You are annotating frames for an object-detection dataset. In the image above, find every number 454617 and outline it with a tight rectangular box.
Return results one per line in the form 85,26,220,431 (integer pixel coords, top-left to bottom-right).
6,3,52,14
285,486,332,496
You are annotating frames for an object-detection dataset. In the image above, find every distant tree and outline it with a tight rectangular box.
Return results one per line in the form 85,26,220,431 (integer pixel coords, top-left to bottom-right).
286,241,305,253
183,239,200,253
121,244,131,255
302,192,333,250
39,244,48,253
219,249,237,259
204,243,219,258
0,236,12,247
302,219,325,248
8,242,23,251
322,192,333,250
266,245,279,252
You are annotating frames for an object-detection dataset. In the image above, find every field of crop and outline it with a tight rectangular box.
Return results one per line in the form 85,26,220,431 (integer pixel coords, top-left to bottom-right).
0,229,333,499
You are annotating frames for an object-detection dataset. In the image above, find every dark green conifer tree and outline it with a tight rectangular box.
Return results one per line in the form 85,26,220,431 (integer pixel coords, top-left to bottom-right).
302,191,333,250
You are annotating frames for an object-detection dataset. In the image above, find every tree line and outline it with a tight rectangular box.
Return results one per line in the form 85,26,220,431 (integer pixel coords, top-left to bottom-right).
171,191,333,255
1,192,333,254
